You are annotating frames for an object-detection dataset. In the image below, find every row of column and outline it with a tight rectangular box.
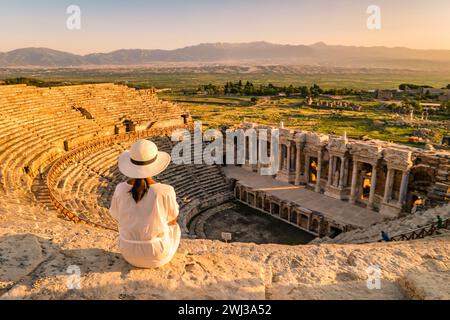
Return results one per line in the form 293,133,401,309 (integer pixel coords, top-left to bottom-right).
327,155,347,189
278,141,410,210
383,167,410,207
348,161,410,209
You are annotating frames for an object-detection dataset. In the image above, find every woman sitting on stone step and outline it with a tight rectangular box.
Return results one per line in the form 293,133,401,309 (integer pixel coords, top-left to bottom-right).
109,139,180,268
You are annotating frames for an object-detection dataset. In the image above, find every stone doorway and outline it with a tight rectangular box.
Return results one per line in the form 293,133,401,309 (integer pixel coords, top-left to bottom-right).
360,163,373,201
123,120,135,133
406,166,434,212
309,157,318,184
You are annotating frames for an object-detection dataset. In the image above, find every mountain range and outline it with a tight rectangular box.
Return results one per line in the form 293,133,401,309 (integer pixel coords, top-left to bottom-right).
1,42,450,70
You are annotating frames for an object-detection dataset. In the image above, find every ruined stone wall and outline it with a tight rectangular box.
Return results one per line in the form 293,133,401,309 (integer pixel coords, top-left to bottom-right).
232,123,449,218
410,152,450,208
0,84,191,193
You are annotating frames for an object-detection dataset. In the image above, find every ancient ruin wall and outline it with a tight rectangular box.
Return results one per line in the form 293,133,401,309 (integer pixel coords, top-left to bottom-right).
232,123,449,219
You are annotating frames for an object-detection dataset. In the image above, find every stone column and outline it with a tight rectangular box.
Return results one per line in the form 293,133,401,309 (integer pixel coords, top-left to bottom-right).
383,168,394,203
339,156,346,188
315,149,323,193
349,160,359,204
368,164,378,209
278,142,283,171
398,170,410,207
286,142,291,173
327,155,334,186
295,142,301,185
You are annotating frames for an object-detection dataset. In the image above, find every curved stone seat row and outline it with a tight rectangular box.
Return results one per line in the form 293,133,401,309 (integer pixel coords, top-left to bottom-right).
47,126,233,233
0,83,188,196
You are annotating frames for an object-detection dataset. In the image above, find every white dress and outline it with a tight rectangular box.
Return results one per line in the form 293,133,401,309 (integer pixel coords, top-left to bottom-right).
109,182,181,268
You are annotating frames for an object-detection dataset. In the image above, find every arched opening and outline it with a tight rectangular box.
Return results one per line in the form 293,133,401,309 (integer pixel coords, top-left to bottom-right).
407,166,435,212
264,199,271,212
242,190,248,203
311,219,319,233
360,163,373,201
248,193,255,206
290,211,298,224
123,120,135,133
299,214,309,229
281,207,289,220
309,158,318,183
271,203,280,215
256,196,263,209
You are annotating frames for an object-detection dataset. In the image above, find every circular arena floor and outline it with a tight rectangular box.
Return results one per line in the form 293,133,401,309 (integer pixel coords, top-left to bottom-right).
203,202,315,245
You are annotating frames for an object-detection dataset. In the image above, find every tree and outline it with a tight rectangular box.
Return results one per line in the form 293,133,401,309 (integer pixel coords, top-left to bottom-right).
224,82,230,94
299,86,310,97
243,81,255,95
399,83,433,91
310,84,323,97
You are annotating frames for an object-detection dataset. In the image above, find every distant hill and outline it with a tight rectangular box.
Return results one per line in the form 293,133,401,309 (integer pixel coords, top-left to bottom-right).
1,42,450,70
1,48,84,67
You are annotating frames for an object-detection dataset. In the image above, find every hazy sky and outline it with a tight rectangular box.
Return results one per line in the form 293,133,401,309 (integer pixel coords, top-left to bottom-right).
0,0,449,54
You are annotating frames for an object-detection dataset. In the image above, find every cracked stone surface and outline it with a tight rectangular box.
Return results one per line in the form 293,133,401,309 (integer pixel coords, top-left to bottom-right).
0,234,46,289
0,198,449,300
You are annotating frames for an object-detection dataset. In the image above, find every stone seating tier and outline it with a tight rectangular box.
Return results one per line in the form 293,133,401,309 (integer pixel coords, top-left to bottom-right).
48,132,233,231
0,84,188,193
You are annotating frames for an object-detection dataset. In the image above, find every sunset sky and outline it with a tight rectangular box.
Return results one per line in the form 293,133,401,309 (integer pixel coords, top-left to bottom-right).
1,0,449,54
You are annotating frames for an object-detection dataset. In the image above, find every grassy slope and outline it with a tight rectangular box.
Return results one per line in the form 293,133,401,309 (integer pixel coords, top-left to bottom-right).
161,94,448,147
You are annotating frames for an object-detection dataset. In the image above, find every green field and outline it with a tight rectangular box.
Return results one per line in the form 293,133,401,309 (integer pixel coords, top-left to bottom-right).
1,69,450,90
2,69,449,147
160,93,449,147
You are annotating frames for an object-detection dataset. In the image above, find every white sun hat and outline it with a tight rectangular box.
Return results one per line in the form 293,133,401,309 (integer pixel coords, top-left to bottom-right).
118,139,171,179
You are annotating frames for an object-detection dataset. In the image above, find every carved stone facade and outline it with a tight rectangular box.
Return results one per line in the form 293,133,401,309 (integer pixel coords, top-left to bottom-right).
235,123,450,219
234,182,354,238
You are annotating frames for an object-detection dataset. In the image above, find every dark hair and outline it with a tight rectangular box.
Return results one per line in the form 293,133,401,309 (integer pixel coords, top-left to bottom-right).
129,178,150,203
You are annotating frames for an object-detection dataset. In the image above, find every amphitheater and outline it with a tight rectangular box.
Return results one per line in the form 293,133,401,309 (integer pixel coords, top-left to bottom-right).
0,83,449,300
